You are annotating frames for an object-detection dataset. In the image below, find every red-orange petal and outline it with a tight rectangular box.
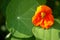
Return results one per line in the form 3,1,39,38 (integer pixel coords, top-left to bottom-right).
32,5,54,29
40,14,54,29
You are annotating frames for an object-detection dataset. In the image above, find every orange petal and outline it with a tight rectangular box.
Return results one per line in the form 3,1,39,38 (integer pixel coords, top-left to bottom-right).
40,14,54,29
32,13,42,26
35,5,52,15
32,5,54,29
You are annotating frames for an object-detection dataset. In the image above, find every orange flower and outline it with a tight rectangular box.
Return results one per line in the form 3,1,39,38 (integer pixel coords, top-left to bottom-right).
32,5,54,29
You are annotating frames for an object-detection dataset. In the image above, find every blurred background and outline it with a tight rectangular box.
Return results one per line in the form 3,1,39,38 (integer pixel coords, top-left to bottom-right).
0,0,10,40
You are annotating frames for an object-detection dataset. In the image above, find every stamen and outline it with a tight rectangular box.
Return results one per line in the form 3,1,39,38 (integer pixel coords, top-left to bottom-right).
41,12,46,18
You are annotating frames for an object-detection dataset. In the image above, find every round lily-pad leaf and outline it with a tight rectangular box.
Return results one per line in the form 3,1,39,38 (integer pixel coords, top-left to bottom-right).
6,0,46,38
6,0,38,38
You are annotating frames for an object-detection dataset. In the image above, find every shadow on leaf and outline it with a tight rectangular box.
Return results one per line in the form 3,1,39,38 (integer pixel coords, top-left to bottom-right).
59,32,60,39
52,20,60,30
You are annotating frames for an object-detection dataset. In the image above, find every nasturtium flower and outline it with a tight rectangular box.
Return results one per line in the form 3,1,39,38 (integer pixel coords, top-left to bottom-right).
32,5,54,29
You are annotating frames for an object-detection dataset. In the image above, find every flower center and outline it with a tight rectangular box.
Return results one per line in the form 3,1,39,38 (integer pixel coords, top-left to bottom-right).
41,12,46,18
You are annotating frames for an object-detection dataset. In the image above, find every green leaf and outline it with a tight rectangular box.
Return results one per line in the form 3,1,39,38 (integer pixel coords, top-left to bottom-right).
6,0,46,38
36,38,42,40
11,37,22,40
10,36,35,40
37,0,46,5
32,19,60,40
